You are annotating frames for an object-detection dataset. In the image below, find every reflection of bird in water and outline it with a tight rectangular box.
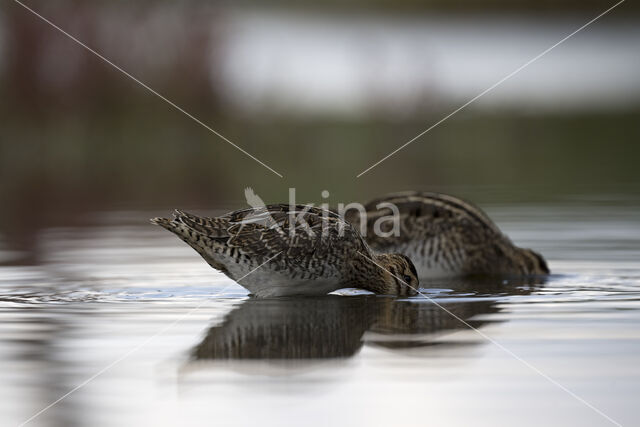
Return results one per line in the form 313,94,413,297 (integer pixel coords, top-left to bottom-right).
151,206,418,297
346,191,549,278
191,278,544,362
193,296,372,359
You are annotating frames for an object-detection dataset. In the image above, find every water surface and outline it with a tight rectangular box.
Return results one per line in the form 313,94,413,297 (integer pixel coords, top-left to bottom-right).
1,203,639,427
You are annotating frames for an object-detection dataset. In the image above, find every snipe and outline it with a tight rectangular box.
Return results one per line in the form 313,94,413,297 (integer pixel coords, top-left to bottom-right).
346,191,549,278
152,205,419,298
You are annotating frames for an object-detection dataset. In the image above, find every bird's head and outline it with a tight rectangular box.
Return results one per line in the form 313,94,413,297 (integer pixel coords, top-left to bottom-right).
521,248,550,275
373,253,419,296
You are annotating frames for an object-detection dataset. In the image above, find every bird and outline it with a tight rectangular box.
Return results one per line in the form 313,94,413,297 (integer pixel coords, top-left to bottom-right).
345,191,549,278
151,204,419,298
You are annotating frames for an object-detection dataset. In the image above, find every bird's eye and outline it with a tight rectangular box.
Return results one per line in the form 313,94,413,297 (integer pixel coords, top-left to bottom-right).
403,275,411,283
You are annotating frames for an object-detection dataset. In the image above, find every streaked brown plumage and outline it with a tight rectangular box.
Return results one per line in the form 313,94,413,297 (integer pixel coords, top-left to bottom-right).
346,191,549,278
151,205,419,297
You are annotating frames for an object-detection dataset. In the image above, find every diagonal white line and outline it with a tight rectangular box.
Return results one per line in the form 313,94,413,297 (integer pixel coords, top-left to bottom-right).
12,0,283,178
356,0,626,178
357,251,623,427
19,251,283,427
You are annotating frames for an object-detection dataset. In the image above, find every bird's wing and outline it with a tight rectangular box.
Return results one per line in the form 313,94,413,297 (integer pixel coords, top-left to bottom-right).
176,205,369,263
226,205,368,261
357,192,505,250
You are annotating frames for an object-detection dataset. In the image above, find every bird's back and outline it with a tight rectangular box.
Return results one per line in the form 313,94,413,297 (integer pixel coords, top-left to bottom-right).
152,205,373,296
347,191,548,277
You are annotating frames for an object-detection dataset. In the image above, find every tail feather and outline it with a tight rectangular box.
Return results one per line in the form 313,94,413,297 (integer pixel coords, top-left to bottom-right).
173,210,210,234
150,213,229,273
171,210,229,238
150,216,197,242
150,217,173,229
151,210,229,241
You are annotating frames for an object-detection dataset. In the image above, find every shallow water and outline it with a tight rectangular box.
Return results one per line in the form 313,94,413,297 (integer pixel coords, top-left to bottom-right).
1,203,639,427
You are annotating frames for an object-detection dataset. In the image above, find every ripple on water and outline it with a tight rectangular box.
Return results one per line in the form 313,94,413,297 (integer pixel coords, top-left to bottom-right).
0,205,639,426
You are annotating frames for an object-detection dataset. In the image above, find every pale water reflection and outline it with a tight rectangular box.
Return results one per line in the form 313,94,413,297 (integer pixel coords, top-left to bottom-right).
191,280,542,362
0,203,639,427
191,295,498,361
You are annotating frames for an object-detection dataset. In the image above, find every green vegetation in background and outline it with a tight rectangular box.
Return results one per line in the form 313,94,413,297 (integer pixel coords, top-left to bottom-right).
2,108,639,217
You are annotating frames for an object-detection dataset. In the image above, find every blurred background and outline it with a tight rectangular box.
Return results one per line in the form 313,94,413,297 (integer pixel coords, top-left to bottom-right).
1,0,639,260
2,3,640,427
